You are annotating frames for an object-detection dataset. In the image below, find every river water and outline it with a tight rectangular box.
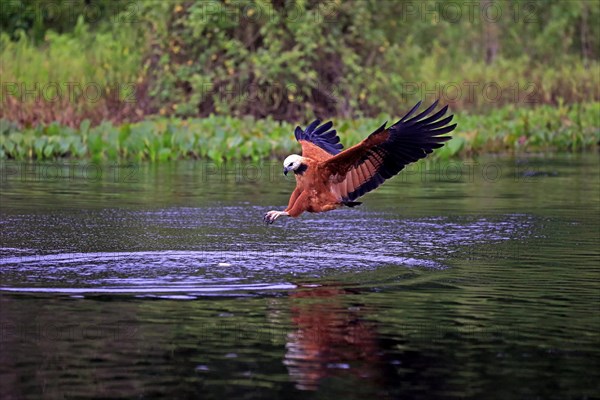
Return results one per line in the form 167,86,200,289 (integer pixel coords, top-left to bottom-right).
1,155,598,399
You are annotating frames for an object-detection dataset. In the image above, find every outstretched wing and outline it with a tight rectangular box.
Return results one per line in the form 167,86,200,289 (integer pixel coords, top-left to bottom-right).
295,120,344,161
322,100,456,202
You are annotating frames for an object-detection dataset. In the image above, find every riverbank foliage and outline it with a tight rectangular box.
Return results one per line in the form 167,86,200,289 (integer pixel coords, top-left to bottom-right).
2,1,600,123
1,102,598,162
1,1,599,160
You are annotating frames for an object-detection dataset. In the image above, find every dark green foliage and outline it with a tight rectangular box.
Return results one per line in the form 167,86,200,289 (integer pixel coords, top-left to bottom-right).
1,0,136,43
142,0,600,119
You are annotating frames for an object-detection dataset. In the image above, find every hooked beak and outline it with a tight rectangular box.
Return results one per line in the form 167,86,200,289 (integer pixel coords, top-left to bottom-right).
283,167,289,176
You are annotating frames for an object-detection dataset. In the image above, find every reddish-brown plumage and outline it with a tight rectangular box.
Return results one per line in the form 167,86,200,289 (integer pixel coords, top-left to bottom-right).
283,153,339,217
264,100,457,224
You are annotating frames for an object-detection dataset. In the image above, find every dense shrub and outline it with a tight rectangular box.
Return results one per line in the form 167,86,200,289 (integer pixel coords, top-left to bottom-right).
142,0,600,120
1,0,599,126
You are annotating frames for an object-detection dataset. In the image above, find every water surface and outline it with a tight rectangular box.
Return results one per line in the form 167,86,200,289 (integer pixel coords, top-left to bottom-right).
1,155,599,399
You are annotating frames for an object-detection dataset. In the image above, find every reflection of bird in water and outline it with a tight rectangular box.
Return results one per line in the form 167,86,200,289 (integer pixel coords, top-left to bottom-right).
283,284,386,392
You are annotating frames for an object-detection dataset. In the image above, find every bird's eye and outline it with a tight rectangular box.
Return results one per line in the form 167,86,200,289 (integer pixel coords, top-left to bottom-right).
288,163,293,167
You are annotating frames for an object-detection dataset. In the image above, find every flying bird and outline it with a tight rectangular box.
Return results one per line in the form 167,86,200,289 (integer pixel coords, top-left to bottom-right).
264,100,457,224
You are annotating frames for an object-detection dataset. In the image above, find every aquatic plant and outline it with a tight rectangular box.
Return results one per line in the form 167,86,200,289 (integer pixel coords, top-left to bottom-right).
1,103,598,162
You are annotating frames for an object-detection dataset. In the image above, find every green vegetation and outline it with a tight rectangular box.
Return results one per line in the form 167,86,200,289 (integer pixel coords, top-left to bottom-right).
142,0,600,119
0,16,147,127
1,0,599,160
1,102,597,162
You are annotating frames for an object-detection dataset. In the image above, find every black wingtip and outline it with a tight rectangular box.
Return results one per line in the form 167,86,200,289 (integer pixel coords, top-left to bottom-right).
305,120,321,134
399,100,422,123
312,120,334,136
294,126,303,141
368,121,388,137
415,99,439,119
297,120,344,155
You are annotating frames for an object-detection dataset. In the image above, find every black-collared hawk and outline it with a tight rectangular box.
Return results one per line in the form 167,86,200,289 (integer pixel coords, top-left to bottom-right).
264,100,457,224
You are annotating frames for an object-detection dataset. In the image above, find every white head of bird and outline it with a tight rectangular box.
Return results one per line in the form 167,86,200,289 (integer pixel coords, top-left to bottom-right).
283,154,304,175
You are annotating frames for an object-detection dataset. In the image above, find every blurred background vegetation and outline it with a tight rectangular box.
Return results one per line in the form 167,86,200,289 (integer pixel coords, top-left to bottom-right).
1,0,599,160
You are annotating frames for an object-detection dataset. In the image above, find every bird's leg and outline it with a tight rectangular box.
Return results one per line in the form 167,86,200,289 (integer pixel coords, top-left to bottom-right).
264,192,308,224
264,210,289,224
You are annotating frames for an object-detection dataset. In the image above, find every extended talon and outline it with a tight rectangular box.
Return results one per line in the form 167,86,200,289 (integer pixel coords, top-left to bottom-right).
263,212,272,224
264,210,288,225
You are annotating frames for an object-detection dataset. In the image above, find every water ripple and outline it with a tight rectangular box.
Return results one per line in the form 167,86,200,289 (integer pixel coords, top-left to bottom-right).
0,210,535,295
